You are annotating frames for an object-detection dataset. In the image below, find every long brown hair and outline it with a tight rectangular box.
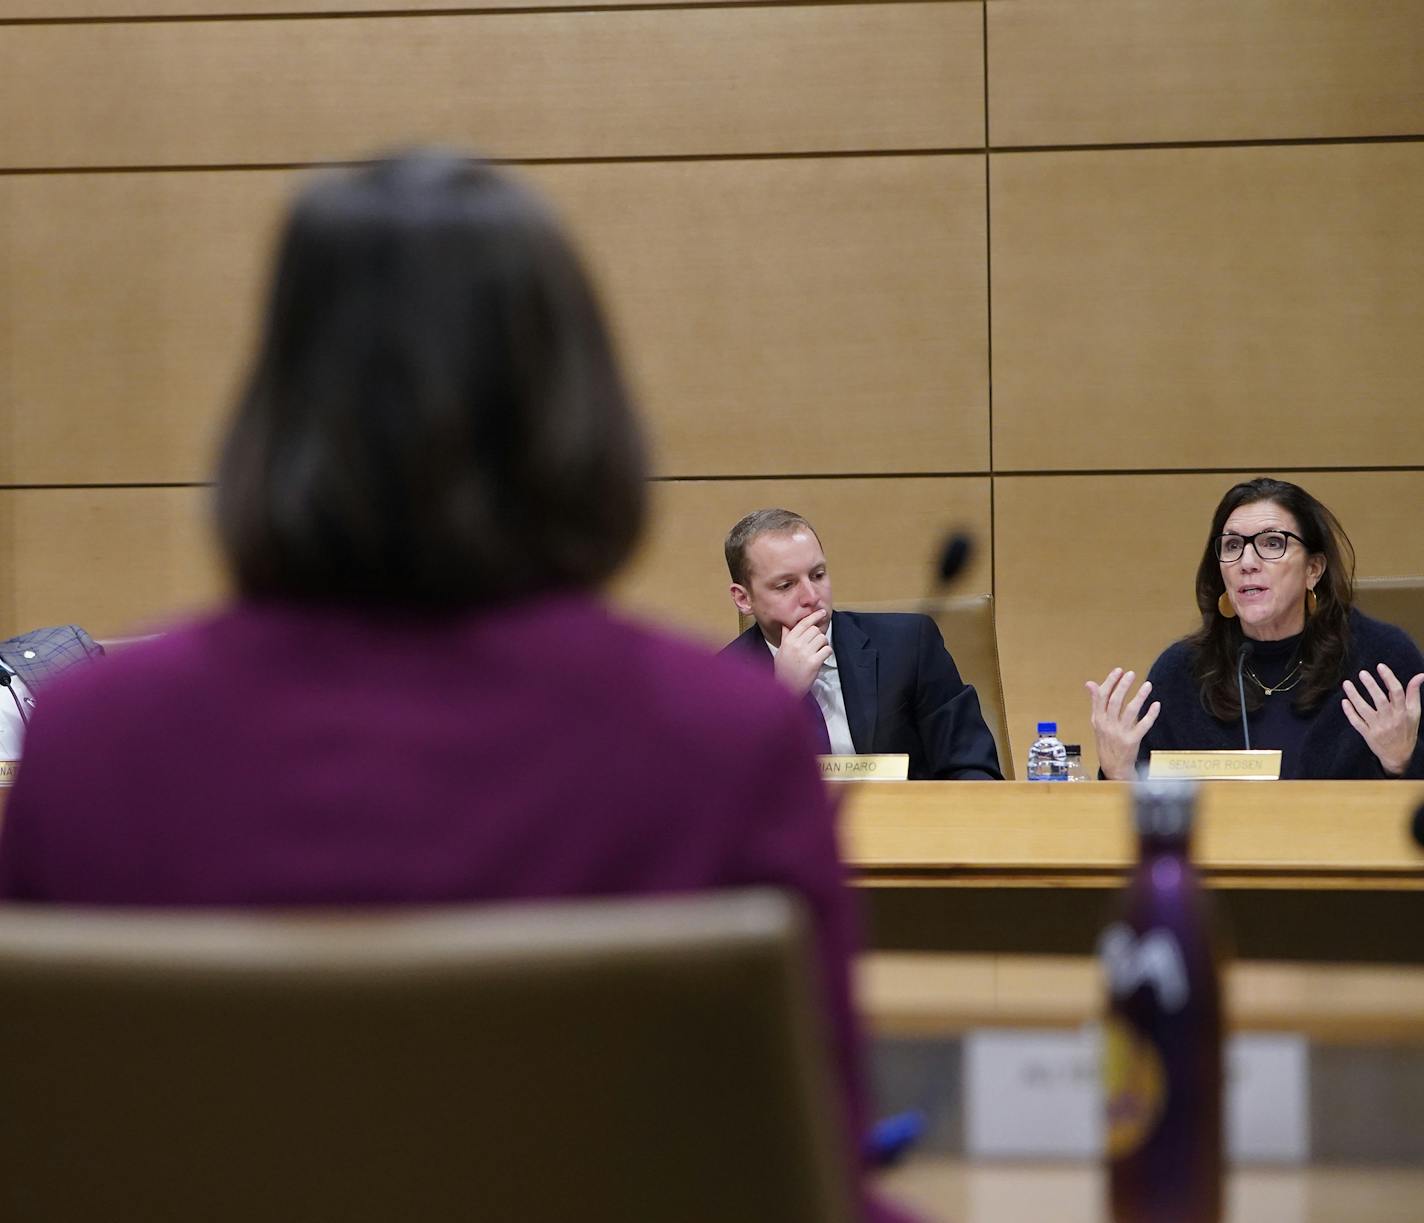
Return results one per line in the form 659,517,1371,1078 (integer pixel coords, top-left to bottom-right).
1189,478,1355,720
217,151,646,608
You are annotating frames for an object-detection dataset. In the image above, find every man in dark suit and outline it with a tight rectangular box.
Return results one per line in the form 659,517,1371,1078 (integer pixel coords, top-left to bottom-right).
721,509,1001,781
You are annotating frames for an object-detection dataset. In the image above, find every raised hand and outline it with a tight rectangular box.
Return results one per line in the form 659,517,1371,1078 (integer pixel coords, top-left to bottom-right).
1341,663,1424,777
1086,667,1162,781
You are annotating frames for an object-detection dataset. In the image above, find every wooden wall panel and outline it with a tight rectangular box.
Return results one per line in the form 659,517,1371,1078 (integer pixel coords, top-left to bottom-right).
0,476,993,653
1,0,762,13
0,171,289,486
6,0,1419,797
991,144,1424,472
0,5,985,170
994,472,1424,776
613,477,992,644
1,157,987,485
0,487,224,640
529,156,989,477
988,0,1424,146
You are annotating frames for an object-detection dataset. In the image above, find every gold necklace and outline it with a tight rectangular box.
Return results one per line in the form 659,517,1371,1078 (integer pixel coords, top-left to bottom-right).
1247,661,1303,696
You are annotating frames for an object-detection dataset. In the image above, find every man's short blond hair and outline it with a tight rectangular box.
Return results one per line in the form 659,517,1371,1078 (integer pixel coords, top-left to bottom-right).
724,508,820,586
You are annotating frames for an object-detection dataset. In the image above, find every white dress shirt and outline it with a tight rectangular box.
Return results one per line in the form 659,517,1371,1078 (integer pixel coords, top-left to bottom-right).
0,671,35,760
764,622,857,755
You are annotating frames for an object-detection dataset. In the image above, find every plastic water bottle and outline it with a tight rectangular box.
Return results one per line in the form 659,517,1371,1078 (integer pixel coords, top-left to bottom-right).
1027,722,1068,780
1064,743,1087,782
1099,779,1223,1223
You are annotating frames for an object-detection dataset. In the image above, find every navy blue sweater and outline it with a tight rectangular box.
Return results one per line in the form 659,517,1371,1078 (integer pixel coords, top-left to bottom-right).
1136,610,1424,780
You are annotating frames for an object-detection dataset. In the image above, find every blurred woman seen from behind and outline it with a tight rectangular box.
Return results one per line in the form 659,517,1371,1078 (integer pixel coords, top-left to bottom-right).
0,152,913,1222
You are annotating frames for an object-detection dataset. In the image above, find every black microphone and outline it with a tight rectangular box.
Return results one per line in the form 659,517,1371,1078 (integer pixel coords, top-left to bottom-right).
1410,802,1424,852
936,532,972,590
1235,640,1254,750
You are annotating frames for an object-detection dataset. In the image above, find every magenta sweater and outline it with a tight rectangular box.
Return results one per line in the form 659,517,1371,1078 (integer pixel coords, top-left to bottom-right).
0,593,915,1223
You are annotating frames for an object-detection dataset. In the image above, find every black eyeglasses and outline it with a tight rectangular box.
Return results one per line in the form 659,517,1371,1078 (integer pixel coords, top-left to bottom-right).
1213,529,1306,563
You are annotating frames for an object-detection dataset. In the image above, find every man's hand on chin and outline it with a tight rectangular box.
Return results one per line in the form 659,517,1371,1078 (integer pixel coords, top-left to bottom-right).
773,610,832,696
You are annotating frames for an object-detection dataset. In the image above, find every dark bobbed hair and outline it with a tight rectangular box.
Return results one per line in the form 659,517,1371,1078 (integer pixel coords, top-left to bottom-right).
1190,477,1355,719
724,509,820,587
216,151,646,609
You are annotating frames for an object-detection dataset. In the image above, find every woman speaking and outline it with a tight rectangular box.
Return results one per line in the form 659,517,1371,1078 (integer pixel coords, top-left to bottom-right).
1089,477,1424,780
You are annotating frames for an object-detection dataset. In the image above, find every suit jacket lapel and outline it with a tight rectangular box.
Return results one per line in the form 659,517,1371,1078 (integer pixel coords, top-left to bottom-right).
831,611,877,752
727,624,774,670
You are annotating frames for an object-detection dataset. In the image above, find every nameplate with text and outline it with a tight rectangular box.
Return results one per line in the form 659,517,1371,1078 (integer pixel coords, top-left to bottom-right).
965,1028,1307,1162
0,760,17,788
1148,750,1281,780
818,754,909,782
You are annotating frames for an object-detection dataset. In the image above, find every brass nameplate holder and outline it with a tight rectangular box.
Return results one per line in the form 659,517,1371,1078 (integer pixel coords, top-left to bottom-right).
818,754,910,782
1148,750,1281,780
0,760,18,788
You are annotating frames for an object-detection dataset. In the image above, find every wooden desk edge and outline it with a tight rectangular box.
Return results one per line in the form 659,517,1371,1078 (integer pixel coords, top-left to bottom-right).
842,779,1424,887
854,867,1424,890
858,952,1424,1045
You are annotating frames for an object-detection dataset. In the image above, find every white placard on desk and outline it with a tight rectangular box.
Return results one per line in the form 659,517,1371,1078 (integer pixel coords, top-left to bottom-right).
965,1028,1308,1163
817,754,909,781
965,1028,1102,1158
1148,749,1281,780
1227,1033,1310,1162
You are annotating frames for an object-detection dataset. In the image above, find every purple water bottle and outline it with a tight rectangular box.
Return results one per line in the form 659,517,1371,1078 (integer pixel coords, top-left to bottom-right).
1099,779,1223,1223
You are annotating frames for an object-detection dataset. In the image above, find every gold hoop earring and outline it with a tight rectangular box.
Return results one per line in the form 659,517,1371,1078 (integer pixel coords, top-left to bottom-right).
1217,591,1236,619
1306,588,1318,616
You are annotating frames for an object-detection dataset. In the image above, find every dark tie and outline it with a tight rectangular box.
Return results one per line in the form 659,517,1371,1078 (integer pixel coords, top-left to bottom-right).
802,691,833,755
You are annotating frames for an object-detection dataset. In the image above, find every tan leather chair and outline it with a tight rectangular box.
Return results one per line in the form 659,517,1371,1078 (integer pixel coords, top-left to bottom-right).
838,595,1014,779
1353,577,1424,650
0,891,854,1223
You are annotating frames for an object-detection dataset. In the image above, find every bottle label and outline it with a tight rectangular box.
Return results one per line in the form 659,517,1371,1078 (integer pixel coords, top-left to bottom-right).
1098,922,1188,1012
1103,1015,1166,1157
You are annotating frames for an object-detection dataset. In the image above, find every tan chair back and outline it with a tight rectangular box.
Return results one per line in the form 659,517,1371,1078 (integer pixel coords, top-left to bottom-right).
737,593,1013,777
848,595,1014,779
1353,577,1424,651
0,892,854,1223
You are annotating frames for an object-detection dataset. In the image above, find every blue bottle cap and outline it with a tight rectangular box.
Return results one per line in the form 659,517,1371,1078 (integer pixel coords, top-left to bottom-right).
1036,721,1057,735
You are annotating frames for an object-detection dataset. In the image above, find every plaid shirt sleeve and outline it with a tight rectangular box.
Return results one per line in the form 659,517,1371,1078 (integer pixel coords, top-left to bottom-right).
0,625,105,690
